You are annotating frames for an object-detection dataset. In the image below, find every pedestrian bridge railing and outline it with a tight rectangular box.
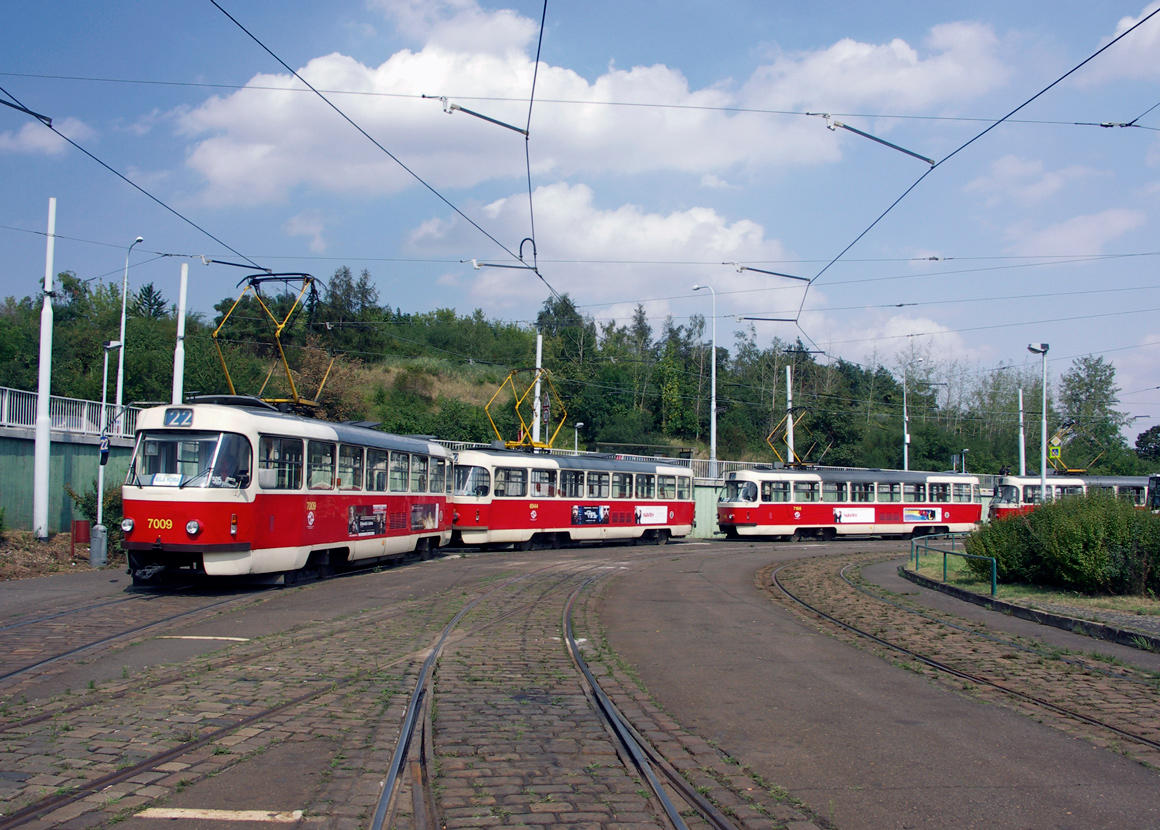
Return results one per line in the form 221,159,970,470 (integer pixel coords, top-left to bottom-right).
0,386,140,440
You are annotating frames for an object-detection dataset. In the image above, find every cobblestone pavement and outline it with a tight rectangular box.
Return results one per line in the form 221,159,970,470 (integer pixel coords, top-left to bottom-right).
0,549,828,830
767,552,1160,770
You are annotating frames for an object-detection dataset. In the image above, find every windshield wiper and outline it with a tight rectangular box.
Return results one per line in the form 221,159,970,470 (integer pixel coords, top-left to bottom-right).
179,468,213,489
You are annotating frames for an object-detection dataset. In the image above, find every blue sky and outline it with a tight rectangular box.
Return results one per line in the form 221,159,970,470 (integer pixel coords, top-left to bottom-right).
3,1,1160,437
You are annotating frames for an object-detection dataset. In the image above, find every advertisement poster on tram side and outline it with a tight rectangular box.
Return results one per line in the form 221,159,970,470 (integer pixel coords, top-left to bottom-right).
571,504,610,525
348,504,387,537
635,505,667,525
904,507,940,523
834,507,874,524
411,503,439,530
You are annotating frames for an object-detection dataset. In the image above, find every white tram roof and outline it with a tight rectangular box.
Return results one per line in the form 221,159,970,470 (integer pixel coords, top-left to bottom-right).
997,473,1150,487
136,402,450,458
454,447,690,476
731,467,978,483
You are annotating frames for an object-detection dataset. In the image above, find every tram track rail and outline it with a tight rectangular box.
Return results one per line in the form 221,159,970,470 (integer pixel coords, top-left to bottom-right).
770,556,1160,761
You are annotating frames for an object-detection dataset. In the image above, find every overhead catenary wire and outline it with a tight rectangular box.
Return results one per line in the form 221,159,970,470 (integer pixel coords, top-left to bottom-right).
208,0,562,302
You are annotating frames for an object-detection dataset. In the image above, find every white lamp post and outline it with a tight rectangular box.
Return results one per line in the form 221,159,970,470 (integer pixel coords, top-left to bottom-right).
1028,343,1049,502
692,284,716,479
92,340,122,567
574,422,584,453
901,358,923,471
961,448,969,475
114,237,143,437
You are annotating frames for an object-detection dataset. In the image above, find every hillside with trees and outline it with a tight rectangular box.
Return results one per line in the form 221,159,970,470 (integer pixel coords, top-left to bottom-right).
2,266,1154,475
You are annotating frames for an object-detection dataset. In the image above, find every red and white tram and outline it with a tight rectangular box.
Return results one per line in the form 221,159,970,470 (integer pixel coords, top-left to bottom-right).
989,473,1154,521
717,467,982,540
121,398,453,584
450,448,695,548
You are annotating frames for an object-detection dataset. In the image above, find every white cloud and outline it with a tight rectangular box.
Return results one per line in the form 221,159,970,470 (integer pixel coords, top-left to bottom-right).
965,155,1098,206
1081,2,1160,83
0,117,94,155
285,211,329,253
407,181,795,314
1006,208,1146,256
177,5,1010,205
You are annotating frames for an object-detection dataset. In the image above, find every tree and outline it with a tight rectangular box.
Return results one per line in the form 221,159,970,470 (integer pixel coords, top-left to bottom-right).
1136,425,1160,462
132,282,168,319
1058,355,1131,460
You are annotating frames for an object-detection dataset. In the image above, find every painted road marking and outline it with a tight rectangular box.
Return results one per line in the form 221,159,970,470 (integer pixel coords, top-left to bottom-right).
136,808,302,822
157,636,250,642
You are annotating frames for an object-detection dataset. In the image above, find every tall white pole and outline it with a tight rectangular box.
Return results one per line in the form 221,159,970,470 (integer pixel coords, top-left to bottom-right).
97,347,112,529
1018,388,1026,477
902,379,910,472
785,364,795,463
692,284,717,478
172,263,188,404
115,236,143,436
532,331,543,443
33,197,56,539
1040,349,1049,502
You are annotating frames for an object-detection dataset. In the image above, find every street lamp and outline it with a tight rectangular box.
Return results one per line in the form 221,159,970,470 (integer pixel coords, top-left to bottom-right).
900,358,923,471
692,284,716,478
574,422,584,453
961,448,969,475
94,340,122,567
1028,343,1049,502
114,236,143,437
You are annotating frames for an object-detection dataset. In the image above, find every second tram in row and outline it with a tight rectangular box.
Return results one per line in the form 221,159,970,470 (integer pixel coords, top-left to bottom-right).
988,473,1157,520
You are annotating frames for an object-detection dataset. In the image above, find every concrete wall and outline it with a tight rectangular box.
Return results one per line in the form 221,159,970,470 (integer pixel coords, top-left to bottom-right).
692,481,724,539
0,430,134,534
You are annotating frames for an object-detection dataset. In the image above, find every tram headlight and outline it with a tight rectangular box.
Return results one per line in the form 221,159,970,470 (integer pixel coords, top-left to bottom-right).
121,518,134,533
186,519,202,536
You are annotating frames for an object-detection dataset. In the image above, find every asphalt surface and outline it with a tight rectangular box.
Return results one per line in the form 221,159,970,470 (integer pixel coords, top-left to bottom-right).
599,540,1160,830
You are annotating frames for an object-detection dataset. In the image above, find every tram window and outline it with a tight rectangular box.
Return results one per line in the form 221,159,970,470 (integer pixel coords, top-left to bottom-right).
612,473,633,499
430,459,447,494
903,483,926,503
560,470,584,498
762,481,790,502
411,455,429,493
453,465,490,497
1090,485,1113,495
990,484,1017,504
850,482,874,503
1023,485,1043,504
721,481,757,503
390,453,409,493
494,467,527,498
367,449,389,491
530,469,557,497
587,472,610,498
337,445,363,491
678,476,691,500
259,436,302,490
658,476,677,499
1119,486,1145,506
307,441,336,490
877,483,901,503
636,474,656,499
791,481,817,502
1056,485,1083,498
929,483,950,503
821,482,847,503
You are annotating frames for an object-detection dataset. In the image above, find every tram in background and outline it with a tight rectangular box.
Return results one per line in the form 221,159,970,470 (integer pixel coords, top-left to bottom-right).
120,397,453,584
450,447,695,548
988,473,1155,521
717,467,982,540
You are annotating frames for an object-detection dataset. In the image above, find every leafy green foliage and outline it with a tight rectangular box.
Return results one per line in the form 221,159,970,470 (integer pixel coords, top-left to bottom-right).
965,492,1160,595
65,480,124,553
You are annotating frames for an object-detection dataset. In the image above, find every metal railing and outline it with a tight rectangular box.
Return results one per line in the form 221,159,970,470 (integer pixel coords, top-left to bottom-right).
911,532,997,596
0,386,140,439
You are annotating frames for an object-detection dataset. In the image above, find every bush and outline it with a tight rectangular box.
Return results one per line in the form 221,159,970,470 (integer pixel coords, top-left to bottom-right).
965,492,1160,595
65,481,124,555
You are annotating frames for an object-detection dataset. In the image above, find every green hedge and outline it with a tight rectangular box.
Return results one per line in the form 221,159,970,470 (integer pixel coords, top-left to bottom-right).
965,492,1160,595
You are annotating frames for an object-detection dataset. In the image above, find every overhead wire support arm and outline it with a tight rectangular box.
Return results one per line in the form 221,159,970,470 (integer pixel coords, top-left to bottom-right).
425,96,529,136
0,97,51,125
729,262,810,281
811,113,934,166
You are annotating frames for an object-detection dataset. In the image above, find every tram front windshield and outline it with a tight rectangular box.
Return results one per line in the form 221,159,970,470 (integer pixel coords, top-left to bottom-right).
454,465,491,497
991,484,1021,506
128,430,252,488
719,481,758,503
